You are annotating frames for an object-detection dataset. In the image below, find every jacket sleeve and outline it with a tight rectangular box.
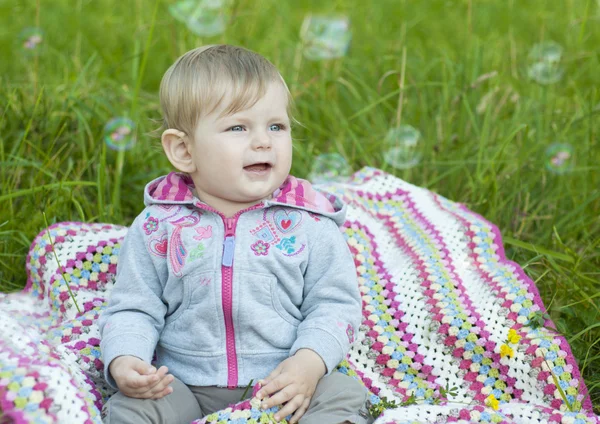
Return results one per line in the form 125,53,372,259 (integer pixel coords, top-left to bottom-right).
99,213,168,389
289,218,361,374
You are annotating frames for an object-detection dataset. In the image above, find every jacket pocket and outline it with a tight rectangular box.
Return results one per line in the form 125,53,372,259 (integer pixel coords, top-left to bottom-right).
161,269,221,354
236,271,300,353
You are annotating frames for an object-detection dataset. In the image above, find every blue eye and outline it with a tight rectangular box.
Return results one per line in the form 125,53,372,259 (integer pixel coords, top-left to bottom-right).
270,124,286,131
229,125,244,132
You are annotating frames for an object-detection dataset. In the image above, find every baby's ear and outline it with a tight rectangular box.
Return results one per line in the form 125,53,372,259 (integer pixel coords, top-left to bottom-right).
161,129,196,173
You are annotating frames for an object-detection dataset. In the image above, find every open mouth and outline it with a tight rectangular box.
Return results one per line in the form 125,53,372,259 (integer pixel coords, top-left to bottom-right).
243,163,272,172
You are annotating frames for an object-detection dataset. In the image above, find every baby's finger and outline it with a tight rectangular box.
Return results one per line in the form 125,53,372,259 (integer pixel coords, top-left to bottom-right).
131,360,155,376
142,365,156,375
274,394,305,422
142,373,175,398
148,366,169,383
151,385,174,400
261,384,297,410
289,398,310,424
123,372,173,399
257,374,290,401
156,365,169,376
256,367,282,398
124,371,159,392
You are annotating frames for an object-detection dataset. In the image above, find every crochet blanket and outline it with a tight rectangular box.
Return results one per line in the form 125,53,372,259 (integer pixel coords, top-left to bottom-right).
1,167,598,424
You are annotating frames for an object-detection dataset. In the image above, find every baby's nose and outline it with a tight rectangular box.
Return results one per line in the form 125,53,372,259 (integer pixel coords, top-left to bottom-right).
252,131,272,149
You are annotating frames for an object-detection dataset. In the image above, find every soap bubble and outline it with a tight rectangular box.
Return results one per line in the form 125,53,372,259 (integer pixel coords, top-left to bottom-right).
169,0,230,37
103,118,136,151
527,62,564,85
18,27,43,55
308,153,353,184
528,41,563,63
545,143,573,174
382,125,422,169
301,15,351,61
527,41,564,85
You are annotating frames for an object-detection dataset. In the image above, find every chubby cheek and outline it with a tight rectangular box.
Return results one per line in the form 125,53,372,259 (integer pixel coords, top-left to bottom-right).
196,159,239,197
201,145,241,172
218,152,242,173
276,142,293,174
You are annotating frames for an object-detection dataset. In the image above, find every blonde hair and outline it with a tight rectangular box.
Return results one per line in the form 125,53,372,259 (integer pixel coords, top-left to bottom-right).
159,44,293,137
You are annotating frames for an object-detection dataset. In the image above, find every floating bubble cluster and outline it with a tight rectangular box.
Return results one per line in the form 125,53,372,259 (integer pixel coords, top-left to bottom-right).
382,125,422,170
103,118,136,151
527,41,564,85
301,16,351,61
308,153,353,184
169,0,230,37
545,143,574,174
18,27,43,55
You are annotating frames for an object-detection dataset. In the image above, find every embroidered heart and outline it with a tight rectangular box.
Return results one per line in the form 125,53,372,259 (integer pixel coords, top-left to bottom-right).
273,209,302,233
155,240,168,255
149,234,168,257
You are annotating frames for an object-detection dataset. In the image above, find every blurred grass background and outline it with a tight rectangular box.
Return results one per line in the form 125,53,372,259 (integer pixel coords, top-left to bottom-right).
0,0,599,413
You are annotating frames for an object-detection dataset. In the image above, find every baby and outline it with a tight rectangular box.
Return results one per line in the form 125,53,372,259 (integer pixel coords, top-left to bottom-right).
99,44,370,424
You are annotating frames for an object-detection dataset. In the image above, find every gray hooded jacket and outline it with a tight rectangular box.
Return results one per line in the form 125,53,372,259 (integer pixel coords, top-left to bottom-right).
99,172,361,389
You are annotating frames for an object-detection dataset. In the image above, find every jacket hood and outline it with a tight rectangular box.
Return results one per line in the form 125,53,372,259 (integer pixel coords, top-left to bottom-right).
144,172,347,226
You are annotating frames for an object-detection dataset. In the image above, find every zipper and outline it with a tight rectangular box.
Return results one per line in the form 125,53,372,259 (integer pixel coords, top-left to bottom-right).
222,216,238,388
193,200,265,389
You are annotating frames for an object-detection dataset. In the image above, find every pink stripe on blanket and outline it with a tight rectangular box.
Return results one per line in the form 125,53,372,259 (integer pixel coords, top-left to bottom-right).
343,220,440,399
433,193,594,413
349,188,519,404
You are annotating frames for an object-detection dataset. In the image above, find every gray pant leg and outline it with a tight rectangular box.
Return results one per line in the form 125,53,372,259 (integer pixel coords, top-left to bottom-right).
102,377,203,424
189,385,248,415
301,372,374,424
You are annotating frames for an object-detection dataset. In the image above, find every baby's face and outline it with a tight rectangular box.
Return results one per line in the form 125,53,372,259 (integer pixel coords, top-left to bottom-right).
188,82,293,216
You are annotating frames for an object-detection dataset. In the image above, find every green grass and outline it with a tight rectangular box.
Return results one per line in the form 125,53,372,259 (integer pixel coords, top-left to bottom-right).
1,0,599,413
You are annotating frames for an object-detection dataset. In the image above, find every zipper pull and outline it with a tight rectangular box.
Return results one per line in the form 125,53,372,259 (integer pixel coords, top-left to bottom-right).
224,217,236,235
222,235,235,267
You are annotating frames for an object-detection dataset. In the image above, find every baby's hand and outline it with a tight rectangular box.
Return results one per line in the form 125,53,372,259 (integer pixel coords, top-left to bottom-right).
255,349,326,423
109,355,174,399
